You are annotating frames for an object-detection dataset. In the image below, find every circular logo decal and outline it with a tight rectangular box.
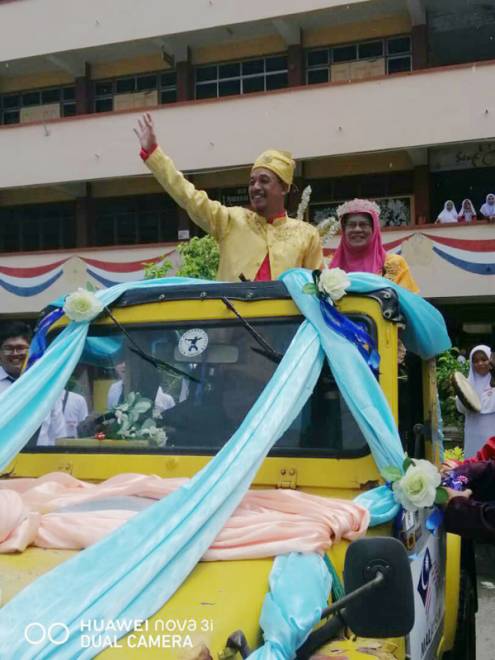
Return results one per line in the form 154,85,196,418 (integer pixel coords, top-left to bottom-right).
178,329,209,357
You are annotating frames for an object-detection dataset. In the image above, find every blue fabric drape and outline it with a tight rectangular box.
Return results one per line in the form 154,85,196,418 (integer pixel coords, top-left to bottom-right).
247,553,331,660
281,270,405,473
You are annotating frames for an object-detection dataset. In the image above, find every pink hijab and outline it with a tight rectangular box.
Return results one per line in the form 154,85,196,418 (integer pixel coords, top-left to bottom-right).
331,198,387,274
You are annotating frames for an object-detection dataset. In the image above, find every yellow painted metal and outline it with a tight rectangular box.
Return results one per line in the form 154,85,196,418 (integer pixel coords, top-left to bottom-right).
51,299,300,330
7,451,381,489
438,533,462,656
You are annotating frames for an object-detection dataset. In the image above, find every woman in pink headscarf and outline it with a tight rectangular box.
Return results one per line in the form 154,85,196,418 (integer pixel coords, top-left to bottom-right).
330,198,419,293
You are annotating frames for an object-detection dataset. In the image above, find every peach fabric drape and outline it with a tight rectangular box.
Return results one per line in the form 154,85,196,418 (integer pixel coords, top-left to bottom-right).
0,472,369,559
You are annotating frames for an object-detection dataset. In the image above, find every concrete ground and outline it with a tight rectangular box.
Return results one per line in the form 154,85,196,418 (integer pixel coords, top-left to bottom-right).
475,544,495,659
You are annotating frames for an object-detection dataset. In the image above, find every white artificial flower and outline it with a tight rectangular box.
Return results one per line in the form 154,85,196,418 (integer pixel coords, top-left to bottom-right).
392,460,441,512
142,425,168,447
318,268,350,304
296,185,312,221
63,288,103,322
316,216,340,239
115,410,127,424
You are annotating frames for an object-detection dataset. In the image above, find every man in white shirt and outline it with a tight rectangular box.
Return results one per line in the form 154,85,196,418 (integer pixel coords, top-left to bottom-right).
0,321,32,393
0,321,68,446
107,361,176,415
60,390,89,437
37,390,89,446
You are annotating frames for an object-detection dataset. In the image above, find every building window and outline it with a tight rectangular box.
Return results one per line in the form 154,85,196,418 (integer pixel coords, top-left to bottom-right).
0,86,76,125
92,195,179,246
195,55,288,100
307,172,413,226
93,72,177,113
0,203,76,252
306,35,411,85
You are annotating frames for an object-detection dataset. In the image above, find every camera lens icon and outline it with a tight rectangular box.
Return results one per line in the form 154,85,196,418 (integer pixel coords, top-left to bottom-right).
24,622,70,646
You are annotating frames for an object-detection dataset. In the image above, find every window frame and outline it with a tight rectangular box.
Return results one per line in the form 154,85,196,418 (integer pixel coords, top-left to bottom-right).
0,85,76,125
93,71,177,113
306,34,412,85
195,54,289,100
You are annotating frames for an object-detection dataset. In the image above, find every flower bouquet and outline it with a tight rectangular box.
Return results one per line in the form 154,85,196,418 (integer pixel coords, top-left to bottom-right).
101,392,167,447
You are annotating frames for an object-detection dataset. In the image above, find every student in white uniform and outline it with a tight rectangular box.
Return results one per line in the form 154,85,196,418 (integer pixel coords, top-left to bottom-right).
456,345,495,458
0,321,32,393
107,362,176,414
37,390,88,445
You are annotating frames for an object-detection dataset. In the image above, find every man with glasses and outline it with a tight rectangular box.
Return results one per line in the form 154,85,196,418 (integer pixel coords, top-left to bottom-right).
0,321,68,445
0,321,32,392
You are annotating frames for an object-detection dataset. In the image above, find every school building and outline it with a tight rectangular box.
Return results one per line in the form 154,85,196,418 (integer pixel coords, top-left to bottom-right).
0,0,494,346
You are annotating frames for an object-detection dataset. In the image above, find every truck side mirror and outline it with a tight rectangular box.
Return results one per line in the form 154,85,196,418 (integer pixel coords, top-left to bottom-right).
343,536,414,638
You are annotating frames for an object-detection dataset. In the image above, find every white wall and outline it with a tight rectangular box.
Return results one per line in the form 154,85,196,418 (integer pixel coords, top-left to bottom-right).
0,61,494,190
0,0,368,62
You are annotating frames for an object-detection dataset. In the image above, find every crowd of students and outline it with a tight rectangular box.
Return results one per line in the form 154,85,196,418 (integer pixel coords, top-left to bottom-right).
436,194,495,223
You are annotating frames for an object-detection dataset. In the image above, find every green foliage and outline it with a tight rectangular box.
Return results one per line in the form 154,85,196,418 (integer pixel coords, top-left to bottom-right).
434,487,449,505
176,236,220,280
144,236,220,281
381,465,402,482
436,349,469,429
302,283,317,295
444,446,465,462
143,257,174,280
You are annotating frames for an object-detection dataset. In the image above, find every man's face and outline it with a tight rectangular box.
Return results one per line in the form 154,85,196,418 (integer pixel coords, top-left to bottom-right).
0,335,30,378
248,168,287,216
343,213,373,249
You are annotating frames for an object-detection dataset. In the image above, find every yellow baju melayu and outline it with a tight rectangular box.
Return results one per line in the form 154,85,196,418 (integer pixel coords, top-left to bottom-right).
144,147,323,282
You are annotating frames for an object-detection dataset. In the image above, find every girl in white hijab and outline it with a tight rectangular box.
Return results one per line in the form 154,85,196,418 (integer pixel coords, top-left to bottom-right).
436,200,458,224
458,199,477,223
456,345,495,457
480,193,495,220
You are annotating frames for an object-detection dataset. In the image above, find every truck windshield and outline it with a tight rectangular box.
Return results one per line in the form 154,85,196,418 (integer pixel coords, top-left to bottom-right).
28,316,373,458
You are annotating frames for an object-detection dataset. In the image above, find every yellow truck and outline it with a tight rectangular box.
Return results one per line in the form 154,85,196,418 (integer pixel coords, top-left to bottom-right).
0,279,476,659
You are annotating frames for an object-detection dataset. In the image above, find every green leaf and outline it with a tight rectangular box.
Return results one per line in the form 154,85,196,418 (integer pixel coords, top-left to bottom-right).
302,283,317,295
403,456,414,472
133,399,153,415
434,487,449,505
381,466,402,482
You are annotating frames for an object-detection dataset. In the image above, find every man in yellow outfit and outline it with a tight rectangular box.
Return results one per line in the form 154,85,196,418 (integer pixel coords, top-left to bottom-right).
134,113,322,281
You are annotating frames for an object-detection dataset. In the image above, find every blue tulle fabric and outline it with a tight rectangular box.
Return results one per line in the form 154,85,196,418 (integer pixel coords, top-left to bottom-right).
247,553,331,660
0,269,450,658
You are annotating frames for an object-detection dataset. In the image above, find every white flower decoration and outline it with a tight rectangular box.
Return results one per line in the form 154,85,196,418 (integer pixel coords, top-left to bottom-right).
142,425,168,447
392,459,441,512
296,185,312,221
63,288,103,323
318,268,350,304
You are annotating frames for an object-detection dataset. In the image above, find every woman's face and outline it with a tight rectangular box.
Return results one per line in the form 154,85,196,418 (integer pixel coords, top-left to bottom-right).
446,201,454,211
472,351,491,376
343,213,373,248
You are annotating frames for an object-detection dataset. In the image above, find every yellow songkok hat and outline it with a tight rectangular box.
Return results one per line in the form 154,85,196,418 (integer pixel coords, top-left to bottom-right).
251,149,295,187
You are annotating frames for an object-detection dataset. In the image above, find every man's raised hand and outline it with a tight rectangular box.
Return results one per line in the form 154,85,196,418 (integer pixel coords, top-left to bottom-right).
134,113,157,152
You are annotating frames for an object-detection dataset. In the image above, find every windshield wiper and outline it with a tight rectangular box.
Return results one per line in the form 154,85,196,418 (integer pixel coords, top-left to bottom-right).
105,307,200,383
220,297,283,364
